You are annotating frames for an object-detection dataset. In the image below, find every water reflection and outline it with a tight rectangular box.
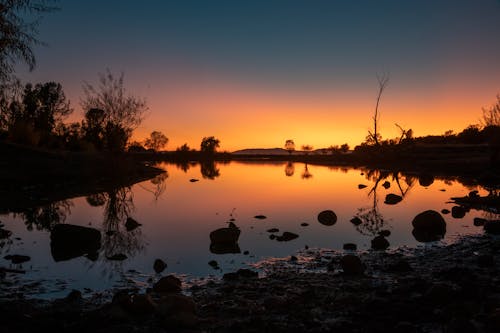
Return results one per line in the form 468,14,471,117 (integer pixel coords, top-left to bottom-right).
301,164,313,180
16,200,73,231
200,160,220,179
284,162,295,177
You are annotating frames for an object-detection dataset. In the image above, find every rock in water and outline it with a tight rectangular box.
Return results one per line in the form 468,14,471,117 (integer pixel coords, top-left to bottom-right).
384,193,402,205
107,254,127,261
254,215,267,220
350,217,362,226
154,259,167,273
189,179,199,182
50,224,101,262
209,226,240,244
318,210,337,226
484,220,500,234
0,228,12,239
340,255,365,275
382,181,391,189
153,275,182,293
371,235,390,250
275,232,299,242
418,174,434,187
343,243,357,251
411,210,446,242
4,254,30,264
358,184,367,189
125,217,141,231
267,228,279,233
451,206,466,219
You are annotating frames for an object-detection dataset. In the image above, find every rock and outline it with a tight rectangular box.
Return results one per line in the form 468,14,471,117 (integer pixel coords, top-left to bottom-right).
424,283,455,303
153,275,182,293
441,209,450,214
65,289,82,302
189,178,199,182
128,294,156,314
468,190,479,198
451,206,466,219
209,225,241,244
378,229,391,237
384,193,402,205
157,294,196,316
301,222,309,227
382,181,391,189
484,220,500,234
223,268,258,281
317,210,337,226
474,217,487,226
266,228,279,233
209,242,241,254
340,255,365,275
243,250,249,255
125,217,141,231
254,215,267,219
411,210,446,242
275,231,299,242
477,254,494,267
343,243,357,251
290,255,298,262
386,259,412,273
208,260,219,269
50,224,101,262
4,254,30,264
107,253,127,261
371,235,390,250
358,184,367,189
0,228,12,239
163,312,198,329
154,259,167,273
350,217,362,226
269,234,276,240
418,174,434,187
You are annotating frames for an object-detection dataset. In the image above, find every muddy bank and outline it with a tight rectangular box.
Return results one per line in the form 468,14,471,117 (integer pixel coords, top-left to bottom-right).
1,235,500,332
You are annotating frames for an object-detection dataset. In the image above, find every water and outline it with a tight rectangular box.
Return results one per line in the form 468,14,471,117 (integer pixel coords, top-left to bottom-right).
0,161,492,299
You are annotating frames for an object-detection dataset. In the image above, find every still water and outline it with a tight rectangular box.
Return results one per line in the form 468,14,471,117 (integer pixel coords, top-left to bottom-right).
0,161,491,298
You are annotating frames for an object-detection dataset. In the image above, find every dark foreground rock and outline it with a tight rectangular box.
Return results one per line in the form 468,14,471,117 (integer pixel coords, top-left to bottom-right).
1,235,500,333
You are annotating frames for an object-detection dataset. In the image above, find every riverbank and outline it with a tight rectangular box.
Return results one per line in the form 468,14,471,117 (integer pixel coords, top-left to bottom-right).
1,234,499,332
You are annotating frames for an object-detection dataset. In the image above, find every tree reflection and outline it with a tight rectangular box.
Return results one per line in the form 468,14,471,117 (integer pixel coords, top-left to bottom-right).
17,200,73,231
284,162,295,177
138,170,168,201
301,164,313,180
200,160,220,179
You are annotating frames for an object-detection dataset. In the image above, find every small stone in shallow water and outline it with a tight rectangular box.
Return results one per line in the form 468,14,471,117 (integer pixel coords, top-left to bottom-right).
382,181,390,189
441,209,450,214
267,228,279,233
343,243,357,251
300,222,309,227
208,260,219,269
4,254,31,264
384,193,402,205
451,206,466,219
350,217,362,226
317,210,337,226
254,215,267,220
269,234,276,240
358,184,367,189
473,218,487,226
125,217,141,231
378,229,391,237
107,254,127,261
371,235,390,250
189,179,199,182
243,250,249,255
275,232,299,242
153,259,167,273
290,255,298,262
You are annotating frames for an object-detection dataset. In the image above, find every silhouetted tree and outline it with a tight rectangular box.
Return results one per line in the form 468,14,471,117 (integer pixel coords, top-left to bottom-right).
144,130,168,151
81,70,148,152
340,143,350,153
0,0,58,83
482,94,500,126
200,136,220,155
284,161,295,176
457,125,483,144
301,144,313,155
285,139,295,155
81,108,105,150
176,143,192,152
127,140,146,152
367,73,389,146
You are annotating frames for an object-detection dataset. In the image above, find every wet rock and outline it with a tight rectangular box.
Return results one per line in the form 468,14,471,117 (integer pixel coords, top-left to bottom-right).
254,215,267,219
477,254,494,267
128,294,156,314
451,206,466,219
382,181,391,189
343,243,357,251
243,250,249,255
210,242,241,254
107,253,127,261
340,255,365,275
157,293,196,316
290,255,298,262
223,268,258,281
384,193,402,205
371,235,390,250
50,224,101,262
125,217,141,231
473,217,487,226
301,222,309,227
441,209,450,214
358,184,367,189
65,289,82,302
411,210,446,242
317,210,337,226
350,217,362,226
269,234,276,240
418,174,434,187
154,259,167,273
209,225,241,244
484,220,500,234
0,228,12,239
267,228,279,233
4,254,30,264
189,178,199,182
386,259,412,273
275,231,299,242
208,260,219,269
378,229,391,237
153,275,182,293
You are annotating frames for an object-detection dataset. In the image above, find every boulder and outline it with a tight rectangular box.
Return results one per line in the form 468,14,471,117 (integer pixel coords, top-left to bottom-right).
154,259,167,273
371,235,390,250
153,275,182,293
340,255,365,275
209,226,240,244
384,193,402,205
317,210,337,226
451,206,466,219
411,210,446,242
125,217,141,231
50,224,101,262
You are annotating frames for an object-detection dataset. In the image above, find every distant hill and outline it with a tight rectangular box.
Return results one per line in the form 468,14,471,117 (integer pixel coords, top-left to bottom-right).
232,148,290,155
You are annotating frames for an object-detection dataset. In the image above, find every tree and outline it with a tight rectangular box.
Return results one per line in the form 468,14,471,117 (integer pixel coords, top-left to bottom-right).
482,94,500,127
340,143,350,153
144,130,168,151
176,143,191,152
301,144,313,155
284,139,295,155
81,108,105,150
367,73,389,146
81,70,148,152
200,136,220,154
0,1,58,83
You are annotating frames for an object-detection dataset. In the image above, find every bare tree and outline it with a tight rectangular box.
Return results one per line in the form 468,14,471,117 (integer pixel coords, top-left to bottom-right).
482,94,500,126
367,73,389,146
144,130,168,151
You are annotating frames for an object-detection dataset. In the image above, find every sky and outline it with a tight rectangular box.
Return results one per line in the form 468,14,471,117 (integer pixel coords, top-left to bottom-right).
16,0,500,151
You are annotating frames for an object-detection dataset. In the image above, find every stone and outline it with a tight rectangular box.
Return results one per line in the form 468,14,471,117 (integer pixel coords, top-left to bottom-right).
340,255,365,275
371,235,390,250
317,210,337,226
189,178,199,182
125,217,141,231
382,181,391,189
418,174,434,187
350,217,362,226
473,217,487,226
451,206,466,219
4,254,30,264
484,220,500,234
153,275,182,293
384,193,402,205
254,215,267,219
411,210,446,242
378,229,391,237
477,254,494,267
386,259,412,273
107,253,127,261
441,209,450,214
358,184,367,189
209,225,241,244
300,222,309,226
154,259,167,273
266,228,279,233
0,228,12,239
275,231,299,242
50,224,101,262
128,294,156,314
343,243,357,251
208,260,219,269
157,294,196,316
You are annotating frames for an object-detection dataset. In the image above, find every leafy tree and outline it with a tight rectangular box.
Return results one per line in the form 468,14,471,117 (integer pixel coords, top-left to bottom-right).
176,143,191,152
144,130,168,151
340,143,350,153
301,144,313,155
284,139,295,155
200,136,220,154
0,0,58,83
81,70,148,152
81,108,105,150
